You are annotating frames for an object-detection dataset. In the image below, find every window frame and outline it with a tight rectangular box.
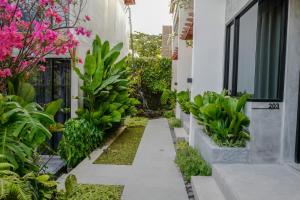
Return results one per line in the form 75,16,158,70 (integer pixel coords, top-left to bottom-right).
223,0,288,102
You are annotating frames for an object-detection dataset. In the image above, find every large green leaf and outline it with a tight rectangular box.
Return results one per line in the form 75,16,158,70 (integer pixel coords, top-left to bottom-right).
84,55,97,76
17,82,36,103
45,99,63,116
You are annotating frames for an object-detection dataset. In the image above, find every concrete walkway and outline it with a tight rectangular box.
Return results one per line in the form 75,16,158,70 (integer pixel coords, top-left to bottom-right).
58,118,188,200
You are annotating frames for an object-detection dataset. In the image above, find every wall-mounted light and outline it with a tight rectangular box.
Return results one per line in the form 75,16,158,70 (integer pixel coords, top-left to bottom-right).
187,78,192,83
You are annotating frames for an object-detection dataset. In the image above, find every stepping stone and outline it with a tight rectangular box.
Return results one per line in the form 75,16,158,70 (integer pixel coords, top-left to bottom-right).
174,127,189,142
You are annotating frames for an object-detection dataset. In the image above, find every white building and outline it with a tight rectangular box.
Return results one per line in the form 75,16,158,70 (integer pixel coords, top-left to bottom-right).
170,0,193,131
172,0,300,198
34,0,135,149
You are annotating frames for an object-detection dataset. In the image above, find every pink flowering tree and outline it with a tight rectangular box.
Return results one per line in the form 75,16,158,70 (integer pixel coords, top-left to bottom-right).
0,0,91,92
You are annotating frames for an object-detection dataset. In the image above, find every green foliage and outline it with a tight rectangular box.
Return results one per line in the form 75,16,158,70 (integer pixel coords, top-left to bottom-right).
177,91,191,114
0,94,55,175
175,141,211,181
160,89,176,110
127,57,172,111
190,91,251,147
58,118,103,168
131,32,162,58
94,127,145,165
74,35,139,130
0,171,58,200
59,175,123,200
124,117,149,127
163,110,175,119
7,79,36,103
168,117,182,128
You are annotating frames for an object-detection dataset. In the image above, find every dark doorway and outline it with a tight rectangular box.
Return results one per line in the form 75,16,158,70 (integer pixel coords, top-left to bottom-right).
32,58,71,152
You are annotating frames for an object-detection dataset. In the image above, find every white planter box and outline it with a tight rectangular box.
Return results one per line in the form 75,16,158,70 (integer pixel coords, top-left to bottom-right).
194,123,250,164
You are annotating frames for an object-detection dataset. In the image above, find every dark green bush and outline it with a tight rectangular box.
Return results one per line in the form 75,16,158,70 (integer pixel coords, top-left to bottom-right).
190,91,250,147
177,91,191,114
58,118,103,168
175,141,212,181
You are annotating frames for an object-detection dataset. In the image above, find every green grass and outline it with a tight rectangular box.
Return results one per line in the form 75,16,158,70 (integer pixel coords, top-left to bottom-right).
94,127,145,165
124,117,149,127
175,141,212,181
67,184,124,200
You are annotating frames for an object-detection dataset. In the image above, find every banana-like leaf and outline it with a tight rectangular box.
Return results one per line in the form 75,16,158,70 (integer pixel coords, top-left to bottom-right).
45,99,63,116
84,55,97,76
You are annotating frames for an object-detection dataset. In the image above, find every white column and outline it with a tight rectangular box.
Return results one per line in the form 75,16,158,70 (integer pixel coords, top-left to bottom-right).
189,0,226,146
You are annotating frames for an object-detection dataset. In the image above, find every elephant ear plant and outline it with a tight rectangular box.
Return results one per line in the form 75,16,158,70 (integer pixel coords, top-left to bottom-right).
73,35,139,130
190,91,251,147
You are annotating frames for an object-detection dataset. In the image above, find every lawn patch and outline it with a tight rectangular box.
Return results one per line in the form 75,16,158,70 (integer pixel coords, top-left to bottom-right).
67,184,123,200
94,127,145,165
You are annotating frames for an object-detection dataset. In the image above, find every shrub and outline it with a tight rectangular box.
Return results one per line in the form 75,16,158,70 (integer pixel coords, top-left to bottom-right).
175,141,211,181
168,117,182,128
58,118,103,168
177,91,191,114
163,110,175,118
190,91,250,147
127,57,172,111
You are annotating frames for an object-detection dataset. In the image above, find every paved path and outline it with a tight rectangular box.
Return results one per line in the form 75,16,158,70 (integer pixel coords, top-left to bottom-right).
58,118,188,200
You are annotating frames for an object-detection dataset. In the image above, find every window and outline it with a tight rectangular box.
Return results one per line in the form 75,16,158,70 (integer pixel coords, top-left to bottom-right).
224,0,288,101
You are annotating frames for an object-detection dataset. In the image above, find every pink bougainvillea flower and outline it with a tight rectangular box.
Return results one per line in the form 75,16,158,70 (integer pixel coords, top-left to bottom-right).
85,15,91,21
39,65,47,72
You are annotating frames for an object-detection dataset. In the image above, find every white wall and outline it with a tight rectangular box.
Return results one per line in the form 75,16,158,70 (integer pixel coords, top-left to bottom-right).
70,0,130,116
189,0,226,146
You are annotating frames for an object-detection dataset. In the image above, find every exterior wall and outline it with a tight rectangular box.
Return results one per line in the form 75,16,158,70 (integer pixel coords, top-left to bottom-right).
70,0,129,117
282,0,300,163
190,0,300,164
162,26,172,58
189,0,226,146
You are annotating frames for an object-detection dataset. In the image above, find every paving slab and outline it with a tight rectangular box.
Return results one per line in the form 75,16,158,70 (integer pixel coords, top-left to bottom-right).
58,118,188,200
191,176,225,200
174,128,189,142
213,164,300,200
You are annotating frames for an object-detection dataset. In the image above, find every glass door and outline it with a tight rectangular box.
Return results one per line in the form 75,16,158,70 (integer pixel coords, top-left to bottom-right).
32,58,71,151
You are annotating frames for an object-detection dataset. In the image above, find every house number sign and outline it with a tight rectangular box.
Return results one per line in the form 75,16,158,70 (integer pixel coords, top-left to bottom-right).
252,103,280,110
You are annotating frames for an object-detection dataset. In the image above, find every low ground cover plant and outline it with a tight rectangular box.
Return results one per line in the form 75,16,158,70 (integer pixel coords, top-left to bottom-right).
94,127,145,165
60,175,123,200
168,117,182,128
175,141,212,181
177,91,191,114
124,117,149,127
163,110,175,118
190,91,250,147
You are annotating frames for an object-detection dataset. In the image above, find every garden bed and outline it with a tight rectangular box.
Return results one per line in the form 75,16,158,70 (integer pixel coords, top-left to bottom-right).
67,184,124,200
94,126,145,165
194,123,250,164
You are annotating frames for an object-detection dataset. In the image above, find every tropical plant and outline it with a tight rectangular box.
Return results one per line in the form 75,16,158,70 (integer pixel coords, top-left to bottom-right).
0,94,57,175
190,91,251,147
74,35,139,130
0,170,58,200
177,91,191,114
175,141,211,181
58,118,103,168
